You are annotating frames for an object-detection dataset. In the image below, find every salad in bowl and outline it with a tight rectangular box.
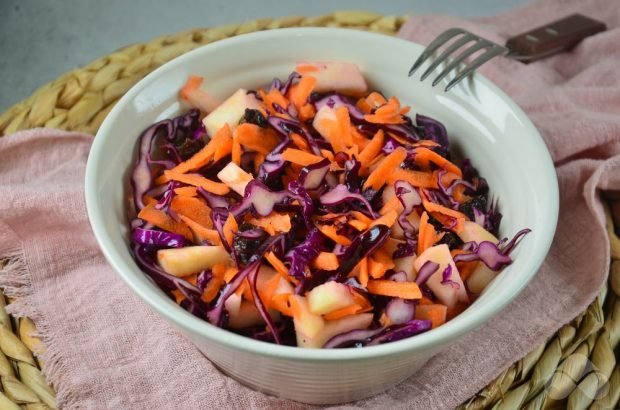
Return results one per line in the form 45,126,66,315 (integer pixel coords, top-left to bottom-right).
128,61,529,349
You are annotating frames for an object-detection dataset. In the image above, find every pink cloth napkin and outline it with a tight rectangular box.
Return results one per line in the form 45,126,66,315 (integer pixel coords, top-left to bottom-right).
2,0,620,408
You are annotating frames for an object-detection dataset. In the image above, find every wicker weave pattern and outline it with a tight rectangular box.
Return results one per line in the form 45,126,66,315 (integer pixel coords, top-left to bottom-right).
0,11,617,409
0,11,405,138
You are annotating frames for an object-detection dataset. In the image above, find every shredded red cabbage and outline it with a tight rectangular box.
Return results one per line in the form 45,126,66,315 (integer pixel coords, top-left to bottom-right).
440,265,461,289
127,68,531,348
132,228,185,248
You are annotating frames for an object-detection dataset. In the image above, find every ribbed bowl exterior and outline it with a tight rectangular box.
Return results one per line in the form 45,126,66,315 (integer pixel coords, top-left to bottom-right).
181,328,443,404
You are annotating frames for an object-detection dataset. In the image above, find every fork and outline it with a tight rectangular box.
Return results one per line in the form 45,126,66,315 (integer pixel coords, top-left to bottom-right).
408,28,507,92
408,14,607,92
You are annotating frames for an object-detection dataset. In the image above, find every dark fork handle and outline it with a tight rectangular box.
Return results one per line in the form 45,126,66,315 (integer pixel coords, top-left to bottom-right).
506,14,606,63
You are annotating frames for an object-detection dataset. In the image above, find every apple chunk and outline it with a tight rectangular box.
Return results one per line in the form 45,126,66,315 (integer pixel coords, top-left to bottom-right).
290,295,325,339
307,281,355,315
297,313,374,348
202,88,260,137
157,246,231,277
298,62,368,95
312,106,337,141
217,162,253,195
413,244,468,309
457,221,499,244
466,263,498,294
394,255,417,282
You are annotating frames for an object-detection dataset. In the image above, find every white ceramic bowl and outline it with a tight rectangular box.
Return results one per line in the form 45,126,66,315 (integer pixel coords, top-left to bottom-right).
85,28,558,405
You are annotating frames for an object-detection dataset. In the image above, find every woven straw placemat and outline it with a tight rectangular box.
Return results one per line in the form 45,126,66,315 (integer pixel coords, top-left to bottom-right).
0,11,618,410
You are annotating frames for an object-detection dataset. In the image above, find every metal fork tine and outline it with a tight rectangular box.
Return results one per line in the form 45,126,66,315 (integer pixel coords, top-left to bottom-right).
419,33,476,81
444,46,507,91
408,28,466,76
430,40,492,87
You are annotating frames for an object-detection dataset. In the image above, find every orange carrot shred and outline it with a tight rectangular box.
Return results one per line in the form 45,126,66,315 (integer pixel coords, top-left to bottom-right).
178,215,221,245
349,211,373,225
288,76,317,110
170,196,212,228
259,273,282,309
365,92,387,108
295,63,320,74
288,294,304,318
379,312,392,327
323,304,371,321
379,195,404,216
162,171,230,195
317,106,354,153
370,209,399,228
265,251,297,285
372,248,395,270
348,219,368,231
166,123,232,175
451,250,478,281
320,149,335,162
456,261,478,281
318,225,352,245
223,266,239,283
363,147,407,190
235,123,279,155
281,148,324,166
358,257,369,287
335,106,354,148
290,133,310,152
298,103,316,122
213,130,233,162
202,274,225,303
413,147,463,177
137,204,193,240
265,252,287,276
387,169,438,189
366,280,422,299
186,274,198,286
254,153,265,173
143,195,158,207
413,140,442,148
179,75,203,100
351,128,369,151
271,294,294,316
259,88,289,116
422,193,468,220
364,96,409,125
415,304,447,328
431,212,465,234
351,289,371,309
231,139,242,166
248,213,292,234
419,296,435,305
316,212,346,221
174,186,198,197
345,144,360,160
368,257,388,279
418,211,430,255
312,252,339,271
453,185,470,204
417,211,444,254
356,97,373,114
172,290,185,304
223,213,238,246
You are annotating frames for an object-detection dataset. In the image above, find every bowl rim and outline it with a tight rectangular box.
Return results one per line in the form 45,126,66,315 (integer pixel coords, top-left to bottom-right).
85,27,559,361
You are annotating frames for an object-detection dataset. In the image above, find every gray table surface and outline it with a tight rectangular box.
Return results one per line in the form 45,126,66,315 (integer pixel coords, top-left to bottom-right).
0,0,529,114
